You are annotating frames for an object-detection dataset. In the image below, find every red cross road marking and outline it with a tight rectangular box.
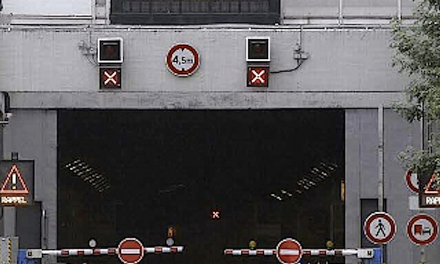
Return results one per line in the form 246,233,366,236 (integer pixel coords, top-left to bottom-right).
252,70,266,83
104,71,117,85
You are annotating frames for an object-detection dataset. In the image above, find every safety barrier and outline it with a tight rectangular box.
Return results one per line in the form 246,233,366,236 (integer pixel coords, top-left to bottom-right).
224,248,374,259
26,246,184,258
224,247,381,264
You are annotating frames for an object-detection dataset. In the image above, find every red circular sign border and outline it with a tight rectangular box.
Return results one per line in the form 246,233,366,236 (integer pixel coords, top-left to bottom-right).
364,212,397,244
166,44,200,77
275,238,303,264
117,238,144,264
406,214,439,246
406,169,419,194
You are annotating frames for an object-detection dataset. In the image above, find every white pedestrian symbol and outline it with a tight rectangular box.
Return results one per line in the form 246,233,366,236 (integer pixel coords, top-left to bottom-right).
375,219,386,237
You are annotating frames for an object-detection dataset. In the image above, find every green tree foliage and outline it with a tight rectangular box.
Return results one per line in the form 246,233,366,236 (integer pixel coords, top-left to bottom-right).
391,0,440,184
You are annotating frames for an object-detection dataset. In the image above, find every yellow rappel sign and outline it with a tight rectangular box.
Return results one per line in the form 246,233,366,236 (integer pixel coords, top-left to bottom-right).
0,161,34,206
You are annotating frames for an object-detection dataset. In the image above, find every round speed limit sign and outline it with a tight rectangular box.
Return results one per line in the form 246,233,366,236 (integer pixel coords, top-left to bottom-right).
166,44,200,77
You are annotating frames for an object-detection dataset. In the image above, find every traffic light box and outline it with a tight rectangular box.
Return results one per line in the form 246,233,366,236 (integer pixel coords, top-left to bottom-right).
98,38,123,89
246,37,270,87
246,37,270,62
98,38,123,64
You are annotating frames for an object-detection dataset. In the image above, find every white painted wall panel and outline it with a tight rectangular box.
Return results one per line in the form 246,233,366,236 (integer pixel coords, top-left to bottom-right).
402,0,418,17
282,0,339,18
343,0,397,16
2,0,91,15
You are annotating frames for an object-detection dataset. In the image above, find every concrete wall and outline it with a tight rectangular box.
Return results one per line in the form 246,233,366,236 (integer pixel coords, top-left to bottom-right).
0,0,415,24
0,28,406,94
346,109,440,264
0,20,433,264
0,0,415,18
283,0,410,18
2,110,57,250
2,0,92,16
0,27,409,109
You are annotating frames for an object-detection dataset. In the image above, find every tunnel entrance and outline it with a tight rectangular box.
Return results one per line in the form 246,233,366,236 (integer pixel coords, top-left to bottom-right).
58,109,345,264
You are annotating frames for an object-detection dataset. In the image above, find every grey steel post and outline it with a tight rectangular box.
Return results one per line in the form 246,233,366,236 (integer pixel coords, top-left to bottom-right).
338,0,343,24
378,105,384,212
0,121,3,236
3,153,17,237
0,94,15,237
378,105,385,264
419,246,426,264
419,104,426,264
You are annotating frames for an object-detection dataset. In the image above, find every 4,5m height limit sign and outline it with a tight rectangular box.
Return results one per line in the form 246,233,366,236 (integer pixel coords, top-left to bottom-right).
166,44,200,77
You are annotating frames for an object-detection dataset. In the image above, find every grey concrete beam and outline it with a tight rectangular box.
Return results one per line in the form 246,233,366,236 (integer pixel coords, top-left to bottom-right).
9,91,404,110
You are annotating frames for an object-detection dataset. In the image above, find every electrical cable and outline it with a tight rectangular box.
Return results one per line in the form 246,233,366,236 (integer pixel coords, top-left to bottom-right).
86,53,98,66
270,58,305,74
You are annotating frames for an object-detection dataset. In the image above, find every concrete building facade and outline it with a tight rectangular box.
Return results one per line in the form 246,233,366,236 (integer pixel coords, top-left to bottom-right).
0,1,439,264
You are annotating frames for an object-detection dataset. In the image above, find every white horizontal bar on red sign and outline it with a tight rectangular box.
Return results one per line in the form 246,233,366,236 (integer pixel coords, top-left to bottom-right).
144,246,184,254
42,248,117,256
224,249,276,256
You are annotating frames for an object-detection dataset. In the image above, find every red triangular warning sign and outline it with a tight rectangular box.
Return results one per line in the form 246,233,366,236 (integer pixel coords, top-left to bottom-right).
0,165,29,194
424,173,440,195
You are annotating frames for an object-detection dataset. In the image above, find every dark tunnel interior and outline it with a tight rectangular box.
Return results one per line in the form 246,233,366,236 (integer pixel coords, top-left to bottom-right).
58,109,345,264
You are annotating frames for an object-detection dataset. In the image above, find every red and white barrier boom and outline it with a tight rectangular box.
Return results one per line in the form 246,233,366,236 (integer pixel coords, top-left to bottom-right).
224,249,372,257
224,238,373,264
28,246,183,257
26,238,184,264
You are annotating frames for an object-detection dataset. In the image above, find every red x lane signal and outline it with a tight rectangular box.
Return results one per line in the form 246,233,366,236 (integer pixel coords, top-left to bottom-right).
100,68,121,89
211,210,221,220
247,66,269,87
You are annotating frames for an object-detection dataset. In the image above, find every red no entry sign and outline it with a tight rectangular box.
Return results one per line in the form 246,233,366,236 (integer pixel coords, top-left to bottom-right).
275,238,303,264
118,238,144,264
